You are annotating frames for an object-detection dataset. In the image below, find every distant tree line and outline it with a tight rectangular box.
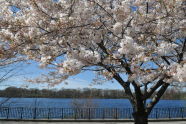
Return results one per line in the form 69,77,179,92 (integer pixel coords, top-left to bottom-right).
161,88,186,100
0,87,185,99
0,87,127,99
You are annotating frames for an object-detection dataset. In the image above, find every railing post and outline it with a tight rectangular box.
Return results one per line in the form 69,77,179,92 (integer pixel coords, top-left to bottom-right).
33,107,37,119
6,107,9,119
48,108,50,119
20,107,23,119
129,108,132,119
155,108,158,119
88,108,91,120
181,107,184,118
102,108,105,119
74,108,77,120
115,108,118,119
61,108,63,119
168,108,171,119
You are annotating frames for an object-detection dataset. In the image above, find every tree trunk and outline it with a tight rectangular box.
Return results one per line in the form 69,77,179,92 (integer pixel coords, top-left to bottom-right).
133,111,148,124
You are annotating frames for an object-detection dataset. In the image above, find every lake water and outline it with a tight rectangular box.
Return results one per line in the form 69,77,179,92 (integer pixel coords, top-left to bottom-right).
0,97,186,108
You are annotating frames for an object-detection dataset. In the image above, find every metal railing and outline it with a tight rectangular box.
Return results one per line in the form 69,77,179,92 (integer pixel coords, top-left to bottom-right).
0,107,185,120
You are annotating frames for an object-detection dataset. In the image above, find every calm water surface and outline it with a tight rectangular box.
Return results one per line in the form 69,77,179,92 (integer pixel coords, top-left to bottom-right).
0,97,186,108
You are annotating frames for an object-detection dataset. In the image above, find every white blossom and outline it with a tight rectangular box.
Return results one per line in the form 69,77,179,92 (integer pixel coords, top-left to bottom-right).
59,59,83,76
156,41,178,56
118,36,144,56
68,49,101,65
113,22,123,34
172,63,186,82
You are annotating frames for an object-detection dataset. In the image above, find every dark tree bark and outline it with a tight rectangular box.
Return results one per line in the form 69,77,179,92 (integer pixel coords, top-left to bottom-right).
133,111,148,124
131,82,170,124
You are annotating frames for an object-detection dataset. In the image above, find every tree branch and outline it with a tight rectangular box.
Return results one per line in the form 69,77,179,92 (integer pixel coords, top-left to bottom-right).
178,38,186,63
146,83,170,114
131,81,145,111
99,63,135,107
161,56,170,65
144,78,165,99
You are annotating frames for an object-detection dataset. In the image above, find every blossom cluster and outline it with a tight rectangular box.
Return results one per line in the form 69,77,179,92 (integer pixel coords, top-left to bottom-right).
168,63,186,83
156,41,178,56
59,59,83,76
118,36,144,56
68,49,101,65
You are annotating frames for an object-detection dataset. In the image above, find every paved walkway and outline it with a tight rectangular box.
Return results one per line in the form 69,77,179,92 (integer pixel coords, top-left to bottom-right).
0,121,186,124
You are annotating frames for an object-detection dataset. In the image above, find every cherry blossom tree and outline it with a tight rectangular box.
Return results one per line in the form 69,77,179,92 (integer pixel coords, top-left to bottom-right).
0,0,185,123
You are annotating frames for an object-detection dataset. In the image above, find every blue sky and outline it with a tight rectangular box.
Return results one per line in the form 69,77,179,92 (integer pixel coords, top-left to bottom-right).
0,61,123,90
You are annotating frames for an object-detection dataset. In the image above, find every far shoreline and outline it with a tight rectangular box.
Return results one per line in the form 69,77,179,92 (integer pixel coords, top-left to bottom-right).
0,87,186,100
